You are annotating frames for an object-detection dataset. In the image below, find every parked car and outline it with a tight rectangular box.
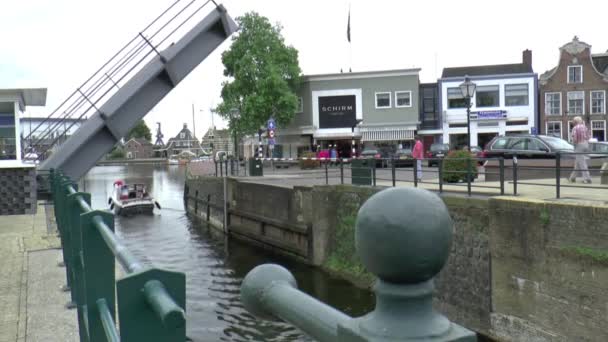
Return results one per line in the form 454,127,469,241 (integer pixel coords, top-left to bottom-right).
483,135,574,159
589,141,608,153
426,143,450,167
393,148,414,167
360,149,385,168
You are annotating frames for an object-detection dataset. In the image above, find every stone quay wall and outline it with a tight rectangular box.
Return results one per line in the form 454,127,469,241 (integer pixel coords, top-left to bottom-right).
184,176,608,341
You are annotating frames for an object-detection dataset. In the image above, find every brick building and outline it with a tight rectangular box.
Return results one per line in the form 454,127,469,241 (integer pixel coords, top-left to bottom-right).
201,128,234,156
540,37,608,141
124,138,154,159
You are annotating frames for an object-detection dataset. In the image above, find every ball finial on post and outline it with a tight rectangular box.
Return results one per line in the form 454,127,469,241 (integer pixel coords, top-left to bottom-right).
355,187,453,284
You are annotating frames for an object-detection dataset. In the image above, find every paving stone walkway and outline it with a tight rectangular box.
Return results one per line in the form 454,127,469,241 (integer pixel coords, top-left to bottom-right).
0,203,77,342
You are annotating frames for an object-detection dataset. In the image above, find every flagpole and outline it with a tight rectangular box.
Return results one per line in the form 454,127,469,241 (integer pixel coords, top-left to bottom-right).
347,4,352,72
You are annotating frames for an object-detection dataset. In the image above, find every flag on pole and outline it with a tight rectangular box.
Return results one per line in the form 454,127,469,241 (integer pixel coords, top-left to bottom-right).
347,8,351,43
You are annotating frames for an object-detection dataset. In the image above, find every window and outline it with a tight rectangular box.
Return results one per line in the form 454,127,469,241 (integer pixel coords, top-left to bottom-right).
591,91,606,114
527,139,548,152
395,91,412,107
506,120,528,126
447,87,466,108
475,85,500,107
491,137,510,149
545,93,561,115
567,121,576,142
505,84,529,106
375,92,391,108
179,132,185,139
567,91,584,115
591,120,606,141
546,121,562,138
296,97,303,113
567,65,583,83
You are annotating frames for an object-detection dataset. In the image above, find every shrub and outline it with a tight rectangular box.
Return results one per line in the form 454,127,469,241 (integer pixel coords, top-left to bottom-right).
108,147,125,160
442,150,478,183
299,151,320,169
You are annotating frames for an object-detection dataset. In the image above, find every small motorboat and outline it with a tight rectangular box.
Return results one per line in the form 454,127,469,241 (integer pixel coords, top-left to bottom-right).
108,180,161,216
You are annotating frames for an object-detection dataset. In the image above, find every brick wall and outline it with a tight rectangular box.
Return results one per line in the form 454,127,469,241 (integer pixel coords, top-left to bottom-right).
0,168,37,215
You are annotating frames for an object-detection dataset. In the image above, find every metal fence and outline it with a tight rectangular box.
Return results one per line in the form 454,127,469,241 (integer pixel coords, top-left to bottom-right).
51,169,186,342
205,153,608,199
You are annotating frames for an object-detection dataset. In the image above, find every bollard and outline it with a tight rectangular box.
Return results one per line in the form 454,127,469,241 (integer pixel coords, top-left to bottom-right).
241,187,476,342
391,156,396,187
499,157,505,195
340,159,344,185
555,152,561,199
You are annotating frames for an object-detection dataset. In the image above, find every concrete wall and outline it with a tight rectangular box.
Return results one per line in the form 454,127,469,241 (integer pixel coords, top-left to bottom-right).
184,176,608,341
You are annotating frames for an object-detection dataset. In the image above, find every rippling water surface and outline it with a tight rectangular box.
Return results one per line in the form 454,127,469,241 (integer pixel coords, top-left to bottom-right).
81,164,374,341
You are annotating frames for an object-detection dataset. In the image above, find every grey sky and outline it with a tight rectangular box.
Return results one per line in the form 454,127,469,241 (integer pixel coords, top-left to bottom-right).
1,0,606,139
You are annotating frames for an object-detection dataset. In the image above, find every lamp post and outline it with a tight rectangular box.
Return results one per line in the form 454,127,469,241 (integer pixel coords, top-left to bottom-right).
459,75,477,150
351,119,363,157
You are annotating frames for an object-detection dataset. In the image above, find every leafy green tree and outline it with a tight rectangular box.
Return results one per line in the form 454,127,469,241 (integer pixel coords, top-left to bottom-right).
127,120,151,141
216,12,302,135
108,146,125,159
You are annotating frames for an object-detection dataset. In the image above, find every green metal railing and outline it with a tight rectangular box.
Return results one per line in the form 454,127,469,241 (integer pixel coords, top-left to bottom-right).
50,169,186,342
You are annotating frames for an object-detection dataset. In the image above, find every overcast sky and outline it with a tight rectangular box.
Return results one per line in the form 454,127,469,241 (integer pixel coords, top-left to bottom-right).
2,0,606,139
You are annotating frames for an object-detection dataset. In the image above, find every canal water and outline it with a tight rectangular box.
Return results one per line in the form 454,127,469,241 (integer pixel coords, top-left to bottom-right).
81,163,375,341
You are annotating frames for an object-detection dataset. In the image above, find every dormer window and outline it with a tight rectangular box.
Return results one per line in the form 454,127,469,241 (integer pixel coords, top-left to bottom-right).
567,65,582,83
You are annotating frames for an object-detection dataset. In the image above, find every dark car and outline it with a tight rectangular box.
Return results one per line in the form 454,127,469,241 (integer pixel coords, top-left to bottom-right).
360,149,384,168
484,135,574,158
393,148,414,167
426,143,450,167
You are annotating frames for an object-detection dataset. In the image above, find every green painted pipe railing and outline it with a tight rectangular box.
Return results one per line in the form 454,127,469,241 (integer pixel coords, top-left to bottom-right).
50,169,186,342
241,187,478,341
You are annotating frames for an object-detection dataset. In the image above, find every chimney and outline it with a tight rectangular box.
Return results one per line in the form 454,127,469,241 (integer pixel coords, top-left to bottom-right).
522,49,532,68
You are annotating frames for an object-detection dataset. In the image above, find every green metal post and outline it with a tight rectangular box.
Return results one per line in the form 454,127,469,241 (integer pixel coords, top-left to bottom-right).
466,158,472,196
81,210,116,342
67,191,90,339
61,178,77,307
117,269,186,342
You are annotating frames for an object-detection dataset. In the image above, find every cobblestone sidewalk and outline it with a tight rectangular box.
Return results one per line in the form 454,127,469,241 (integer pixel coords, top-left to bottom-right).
0,202,76,342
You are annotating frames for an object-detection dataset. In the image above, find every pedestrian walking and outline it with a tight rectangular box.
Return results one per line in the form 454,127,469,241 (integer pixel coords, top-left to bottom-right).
412,135,424,181
569,116,592,184
330,146,337,166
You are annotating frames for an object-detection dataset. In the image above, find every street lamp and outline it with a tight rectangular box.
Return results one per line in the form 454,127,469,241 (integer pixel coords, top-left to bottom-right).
228,108,240,159
351,119,363,157
459,75,476,150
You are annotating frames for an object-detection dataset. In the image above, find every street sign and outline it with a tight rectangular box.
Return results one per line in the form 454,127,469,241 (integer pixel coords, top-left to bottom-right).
267,118,276,130
531,127,537,135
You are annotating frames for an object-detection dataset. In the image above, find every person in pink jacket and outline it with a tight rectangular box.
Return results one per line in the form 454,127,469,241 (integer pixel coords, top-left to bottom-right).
412,135,424,180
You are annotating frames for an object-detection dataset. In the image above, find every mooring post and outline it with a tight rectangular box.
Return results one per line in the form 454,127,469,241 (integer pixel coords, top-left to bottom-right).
241,187,476,342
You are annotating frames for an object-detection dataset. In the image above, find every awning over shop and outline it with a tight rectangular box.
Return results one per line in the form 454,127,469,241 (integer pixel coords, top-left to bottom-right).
361,128,415,142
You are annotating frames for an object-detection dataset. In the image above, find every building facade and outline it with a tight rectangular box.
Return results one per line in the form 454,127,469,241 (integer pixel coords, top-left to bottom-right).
274,69,420,158
201,128,234,157
539,37,608,141
124,138,154,159
417,83,442,150
0,88,47,215
439,50,538,149
161,123,202,157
